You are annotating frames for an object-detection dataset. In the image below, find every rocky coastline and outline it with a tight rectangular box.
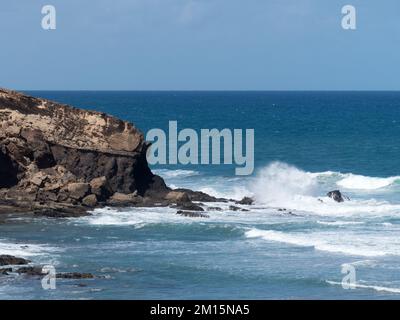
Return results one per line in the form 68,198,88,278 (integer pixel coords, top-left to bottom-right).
0,88,245,217
0,88,256,280
0,88,348,283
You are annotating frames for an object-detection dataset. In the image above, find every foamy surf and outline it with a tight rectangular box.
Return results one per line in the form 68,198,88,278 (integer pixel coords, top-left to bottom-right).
80,206,182,226
337,174,400,190
316,220,364,226
244,228,400,257
0,240,59,258
244,162,400,217
152,169,200,179
80,204,279,227
152,162,400,218
326,280,400,294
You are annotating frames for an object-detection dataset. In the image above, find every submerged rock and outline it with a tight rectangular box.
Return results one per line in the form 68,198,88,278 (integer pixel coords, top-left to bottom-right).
0,268,12,275
327,190,348,203
56,272,94,279
16,266,44,276
235,197,254,205
175,202,204,212
0,255,31,266
176,210,209,218
207,206,222,211
15,266,95,279
229,205,249,212
173,188,227,203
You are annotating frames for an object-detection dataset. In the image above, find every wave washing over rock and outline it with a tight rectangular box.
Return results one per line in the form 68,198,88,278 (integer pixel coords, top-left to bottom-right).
0,88,229,217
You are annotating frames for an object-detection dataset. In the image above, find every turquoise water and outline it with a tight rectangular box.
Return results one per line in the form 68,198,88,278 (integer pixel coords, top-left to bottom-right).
2,91,400,299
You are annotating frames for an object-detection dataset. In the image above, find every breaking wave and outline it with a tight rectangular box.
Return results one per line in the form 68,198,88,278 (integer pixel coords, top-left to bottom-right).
336,174,400,190
247,162,400,216
326,280,400,294
245,228,400,257
0,240,59,259
152,169,200,179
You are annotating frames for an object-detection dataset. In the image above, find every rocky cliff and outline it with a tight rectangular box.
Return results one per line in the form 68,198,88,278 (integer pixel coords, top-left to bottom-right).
0,88,185,215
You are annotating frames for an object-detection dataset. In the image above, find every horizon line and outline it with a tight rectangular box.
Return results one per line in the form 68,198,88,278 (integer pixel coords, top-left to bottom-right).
20,89,400,92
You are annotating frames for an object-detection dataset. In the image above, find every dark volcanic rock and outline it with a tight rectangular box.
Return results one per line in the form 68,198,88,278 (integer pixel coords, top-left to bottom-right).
0,88,224,214
33,206,88,218
0,148,19,188
229,205,249,212
0,255,30,266
0,268,12,275
16,266,44,276
0,88,170,211
176,210,209,218
327,190,347,203
175,202,204,212
15,266,95,279
207,206,222,211
235,197,254,205
56,272,94,279
174,188,226,202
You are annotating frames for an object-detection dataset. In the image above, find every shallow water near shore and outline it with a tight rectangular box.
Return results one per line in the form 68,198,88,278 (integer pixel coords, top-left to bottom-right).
2,91,400,299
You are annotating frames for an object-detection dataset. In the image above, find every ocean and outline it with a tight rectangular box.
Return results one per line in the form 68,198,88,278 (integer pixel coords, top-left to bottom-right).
1,91,400,299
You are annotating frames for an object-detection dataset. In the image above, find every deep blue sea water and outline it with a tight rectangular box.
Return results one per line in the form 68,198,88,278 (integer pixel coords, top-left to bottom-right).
2,91,400,299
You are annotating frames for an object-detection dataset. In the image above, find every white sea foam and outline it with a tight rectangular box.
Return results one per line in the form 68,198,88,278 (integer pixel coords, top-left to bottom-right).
199,186,250,201
247,162,400,217
153,169,200,179
342,260,378,267
337,174,400,190
244,228,400,257
250,162,318,205
0,240,58,258
382,222,394,227
81,207,178,226
81,204,281,227
151,163,400,218
326,280,400,294
316,220,364,226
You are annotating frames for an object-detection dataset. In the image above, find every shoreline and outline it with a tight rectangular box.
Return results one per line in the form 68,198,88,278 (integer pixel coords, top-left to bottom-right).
0,88,242,220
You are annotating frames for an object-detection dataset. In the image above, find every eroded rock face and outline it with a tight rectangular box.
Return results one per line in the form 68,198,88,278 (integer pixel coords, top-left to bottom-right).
0,89,143,153
0,88,228,214
0,148,19,188
0,88,169,209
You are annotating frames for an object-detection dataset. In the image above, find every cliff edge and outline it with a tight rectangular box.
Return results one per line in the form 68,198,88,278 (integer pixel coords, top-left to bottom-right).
0,89,220,216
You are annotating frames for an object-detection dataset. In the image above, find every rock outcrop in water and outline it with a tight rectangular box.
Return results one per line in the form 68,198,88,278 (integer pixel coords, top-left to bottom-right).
327,190,349,203
0,88,221,215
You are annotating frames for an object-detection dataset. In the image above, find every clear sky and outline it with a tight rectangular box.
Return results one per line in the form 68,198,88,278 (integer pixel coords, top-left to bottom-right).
1,0,399,90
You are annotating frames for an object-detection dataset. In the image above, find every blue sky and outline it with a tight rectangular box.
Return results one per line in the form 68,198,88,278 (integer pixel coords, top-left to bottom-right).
0,0,399,90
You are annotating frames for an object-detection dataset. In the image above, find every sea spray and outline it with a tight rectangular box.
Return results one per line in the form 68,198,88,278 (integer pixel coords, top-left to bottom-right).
250,162,318,205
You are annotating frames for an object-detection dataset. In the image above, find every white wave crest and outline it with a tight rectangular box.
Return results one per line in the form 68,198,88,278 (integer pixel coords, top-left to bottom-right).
316,220,364,226
250,162,318,205
153,169,199,179
337,174,400,190
326,280,400,294
245,228,400,257
0,240,58,258
81,206,213,226
248,162,400,216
